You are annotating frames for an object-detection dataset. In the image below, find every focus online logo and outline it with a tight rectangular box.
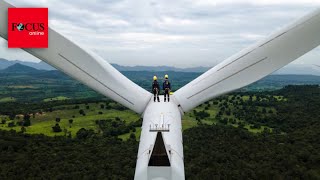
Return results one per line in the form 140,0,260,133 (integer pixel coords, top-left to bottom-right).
8,8,48,48
11,22,46,35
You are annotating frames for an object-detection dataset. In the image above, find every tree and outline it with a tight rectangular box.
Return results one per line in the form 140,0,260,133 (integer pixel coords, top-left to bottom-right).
76,128,94,139
52,123,62,132
68,119,73,128
79,109,84,115
194,111,210,119
262,108,267,114
21,126,26,133
8,122,15,127
129,133,136,140
219,118,228,125
23,114,31,126
9,114,15,120
226,110,231,116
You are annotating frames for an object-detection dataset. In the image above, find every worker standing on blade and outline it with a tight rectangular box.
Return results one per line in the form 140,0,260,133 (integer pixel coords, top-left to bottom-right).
152,76,160,102
163,74,171,102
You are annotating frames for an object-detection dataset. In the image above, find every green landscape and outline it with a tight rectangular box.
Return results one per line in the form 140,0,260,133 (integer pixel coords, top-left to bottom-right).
0,93,284,139
1,63,320,102
0,64,319,179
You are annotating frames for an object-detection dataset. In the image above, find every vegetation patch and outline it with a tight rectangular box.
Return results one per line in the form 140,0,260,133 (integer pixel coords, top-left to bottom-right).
0,85,319,179
0,97,16,102
43,96,70,102
7,85,37,89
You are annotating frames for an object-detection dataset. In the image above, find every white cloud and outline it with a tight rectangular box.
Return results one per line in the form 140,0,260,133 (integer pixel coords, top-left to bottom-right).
1,0,320,67
192,0,217,7
157,16,196,27
195,0,320,6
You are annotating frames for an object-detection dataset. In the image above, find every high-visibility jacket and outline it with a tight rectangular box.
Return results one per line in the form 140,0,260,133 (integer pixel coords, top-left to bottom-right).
152,80,160,91
163,80,171,90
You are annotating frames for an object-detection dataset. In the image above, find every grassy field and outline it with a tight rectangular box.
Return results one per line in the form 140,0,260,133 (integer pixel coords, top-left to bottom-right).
7,85,38,89
0,102,140,138
0,97,16,102
43,96,70,102
0,94,284,140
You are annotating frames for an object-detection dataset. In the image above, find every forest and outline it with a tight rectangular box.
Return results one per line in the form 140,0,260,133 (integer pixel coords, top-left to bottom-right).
0,85,319,179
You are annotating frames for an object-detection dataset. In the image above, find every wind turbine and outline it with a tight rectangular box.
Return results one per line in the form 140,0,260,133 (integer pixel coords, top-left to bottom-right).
1,1,320,179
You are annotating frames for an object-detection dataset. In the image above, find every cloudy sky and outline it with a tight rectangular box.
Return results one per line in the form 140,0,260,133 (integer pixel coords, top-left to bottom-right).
1,0,320,68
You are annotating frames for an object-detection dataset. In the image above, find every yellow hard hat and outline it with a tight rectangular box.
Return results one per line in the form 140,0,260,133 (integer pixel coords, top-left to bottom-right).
165,74,169,79
153,76,157,80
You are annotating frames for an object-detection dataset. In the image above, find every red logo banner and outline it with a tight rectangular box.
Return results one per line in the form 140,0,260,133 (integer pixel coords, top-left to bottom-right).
8,8,48,48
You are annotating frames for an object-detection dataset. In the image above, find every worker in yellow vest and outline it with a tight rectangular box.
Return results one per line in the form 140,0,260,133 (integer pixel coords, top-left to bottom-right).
163,74,171,102
152,76,160,102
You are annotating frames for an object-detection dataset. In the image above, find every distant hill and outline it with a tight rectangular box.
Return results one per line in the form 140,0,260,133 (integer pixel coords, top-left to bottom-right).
111,64,210,72
0,59,209,72
0,58,13,69
0,63,43,73
0,59,55,70
1,58,320,75
112,63,320,74
246,74,320,91
0,65,319,102
274,64,320,76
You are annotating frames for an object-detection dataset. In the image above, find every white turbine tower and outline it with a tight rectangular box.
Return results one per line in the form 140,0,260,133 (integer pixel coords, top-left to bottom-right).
1,1,320,179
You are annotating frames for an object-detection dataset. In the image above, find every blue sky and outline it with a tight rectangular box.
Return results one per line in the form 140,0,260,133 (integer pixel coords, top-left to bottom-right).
1,0,320,67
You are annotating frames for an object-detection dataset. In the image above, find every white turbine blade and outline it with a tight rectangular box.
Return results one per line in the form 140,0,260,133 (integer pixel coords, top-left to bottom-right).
0,1,152,114
314,64,320,68
174,8,320,113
